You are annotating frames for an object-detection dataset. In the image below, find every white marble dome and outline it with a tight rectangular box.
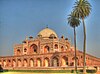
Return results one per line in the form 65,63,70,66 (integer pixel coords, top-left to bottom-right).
38,27,58,38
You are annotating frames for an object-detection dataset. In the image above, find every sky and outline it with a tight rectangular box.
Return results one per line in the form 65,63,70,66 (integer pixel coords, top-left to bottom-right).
0,0,100,58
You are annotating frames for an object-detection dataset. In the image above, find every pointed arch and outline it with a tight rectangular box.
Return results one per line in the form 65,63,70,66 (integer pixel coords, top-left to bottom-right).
61,56,68,67
61,46,64,51
44,58,49,67
52,57,59,67
44,45,50,53
18,59,22,67
12,59,16,67
30,58,34,67
30,44,38,54
54,44,58,51
23,48,27,55
17,49,21,55
23,59,28,67
36,58,42,67
7,59,11,67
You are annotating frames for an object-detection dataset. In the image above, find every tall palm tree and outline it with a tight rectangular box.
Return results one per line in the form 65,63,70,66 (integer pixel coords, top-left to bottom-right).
68,13,80,73
73,0,91,74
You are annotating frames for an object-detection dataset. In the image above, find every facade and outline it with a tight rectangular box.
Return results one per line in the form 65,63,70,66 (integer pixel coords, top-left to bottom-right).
0,27,100,70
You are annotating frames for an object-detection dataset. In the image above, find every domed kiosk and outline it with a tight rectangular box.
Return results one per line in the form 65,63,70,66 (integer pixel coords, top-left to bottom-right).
38,27,58,38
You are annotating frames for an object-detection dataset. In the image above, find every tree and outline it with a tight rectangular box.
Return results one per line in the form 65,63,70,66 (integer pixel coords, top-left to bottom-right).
68,13,80,73
73,0,91,74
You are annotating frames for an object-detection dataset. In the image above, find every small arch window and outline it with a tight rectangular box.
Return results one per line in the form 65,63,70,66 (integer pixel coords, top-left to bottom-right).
55,44,58,49
44,46,50,53
61,46,64,51
24,48,27,52
17,49,21,55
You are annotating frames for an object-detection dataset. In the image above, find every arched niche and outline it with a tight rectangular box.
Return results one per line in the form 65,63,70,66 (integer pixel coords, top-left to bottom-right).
61,56,68,66
61,46,64,51
44,45,50,53
30,44,38,54
54,44,58,52
36,58,42,67
17,49,21,55
7,59,11,67
30,58,34,67
23,48,27,55
12,59,16,67
44,58,49,67
18,59,22,67
23,59,28,67
52,57,59,67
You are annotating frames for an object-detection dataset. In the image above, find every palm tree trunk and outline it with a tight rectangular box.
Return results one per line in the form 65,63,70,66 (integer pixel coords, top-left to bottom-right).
82,18,86,74
74,27,77,73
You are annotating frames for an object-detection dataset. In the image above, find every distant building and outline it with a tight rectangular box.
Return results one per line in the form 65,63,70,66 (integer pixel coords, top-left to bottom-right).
0,27,100,70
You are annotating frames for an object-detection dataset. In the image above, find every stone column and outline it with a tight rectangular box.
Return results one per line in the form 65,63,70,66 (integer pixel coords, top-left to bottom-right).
59,56,62,66
34,58,37,67
41,57,44,67
49,57,52,67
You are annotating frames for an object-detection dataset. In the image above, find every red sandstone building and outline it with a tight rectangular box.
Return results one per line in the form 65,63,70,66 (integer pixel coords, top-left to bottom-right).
0,27,100,70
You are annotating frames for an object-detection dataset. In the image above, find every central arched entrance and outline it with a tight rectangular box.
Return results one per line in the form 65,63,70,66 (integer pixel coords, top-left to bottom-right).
52,57,59,67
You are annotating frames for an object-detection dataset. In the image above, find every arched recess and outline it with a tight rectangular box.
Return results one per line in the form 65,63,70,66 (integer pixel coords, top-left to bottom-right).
52,57,59,67
55,44,58,49
61,56,68,67
30,58,34,67
24,48,27,55
30,44,38,54
70,57,76,66
36,58,42,67
44,58,49,67
54,44,58,51
3,60,6,67
44,45,50,53
7,60,11,67
17,49,21,55
18,59,22,67
12,59,16,67
23,59,28,67
61,46,64,51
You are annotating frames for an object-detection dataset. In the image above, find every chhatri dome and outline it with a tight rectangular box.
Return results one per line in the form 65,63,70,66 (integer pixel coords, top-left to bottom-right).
38,27,58,38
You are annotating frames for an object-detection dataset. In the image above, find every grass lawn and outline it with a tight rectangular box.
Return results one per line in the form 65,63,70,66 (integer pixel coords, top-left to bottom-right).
0,69,97,74
0,72,97,74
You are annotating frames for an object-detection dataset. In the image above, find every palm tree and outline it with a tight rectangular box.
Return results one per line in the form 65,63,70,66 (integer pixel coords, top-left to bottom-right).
72,0,91,74
68,13,80,73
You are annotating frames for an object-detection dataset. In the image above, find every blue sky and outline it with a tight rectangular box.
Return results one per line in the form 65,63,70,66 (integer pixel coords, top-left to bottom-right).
0,0,100,58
